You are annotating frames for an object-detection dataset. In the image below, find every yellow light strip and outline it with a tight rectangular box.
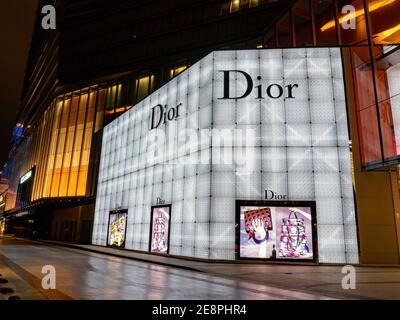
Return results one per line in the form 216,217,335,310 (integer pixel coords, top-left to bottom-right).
374,23,400,42
320,0,397,32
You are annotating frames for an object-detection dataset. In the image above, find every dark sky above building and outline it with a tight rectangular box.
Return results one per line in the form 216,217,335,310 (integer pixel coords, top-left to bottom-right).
0,1,38,167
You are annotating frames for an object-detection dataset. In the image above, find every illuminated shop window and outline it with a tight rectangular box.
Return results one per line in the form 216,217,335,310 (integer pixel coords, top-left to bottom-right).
230,0,240,12
169,65,187,79
95,89,106,133
135,75,154,102
105,85,117,113
226,0,260,14
104,83,125,116
249,0,259,8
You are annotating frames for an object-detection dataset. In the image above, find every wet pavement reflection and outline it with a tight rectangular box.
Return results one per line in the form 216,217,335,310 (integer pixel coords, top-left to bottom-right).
0,238,331,300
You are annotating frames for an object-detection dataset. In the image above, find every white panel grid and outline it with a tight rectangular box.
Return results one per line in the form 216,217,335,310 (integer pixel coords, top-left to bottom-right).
195,223,210,259
317,225,346,263
196,197,211,223
315,198,344,225
262,172,288,197
93,48,358,263
287,147,313,172
236,172,262,199
210,197,235,223
261,147,287,172
288,172,314,200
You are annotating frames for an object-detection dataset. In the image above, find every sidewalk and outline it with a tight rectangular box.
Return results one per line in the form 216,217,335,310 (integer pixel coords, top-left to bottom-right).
40,239,400,300
0,254,45,300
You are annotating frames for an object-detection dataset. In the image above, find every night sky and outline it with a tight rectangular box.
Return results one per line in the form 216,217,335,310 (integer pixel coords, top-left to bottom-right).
0,1,38,167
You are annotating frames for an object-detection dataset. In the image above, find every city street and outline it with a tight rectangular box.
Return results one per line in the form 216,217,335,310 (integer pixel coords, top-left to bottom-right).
1,237,400,300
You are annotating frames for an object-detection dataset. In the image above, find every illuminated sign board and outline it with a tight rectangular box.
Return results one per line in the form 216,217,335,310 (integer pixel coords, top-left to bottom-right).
93,48,359,264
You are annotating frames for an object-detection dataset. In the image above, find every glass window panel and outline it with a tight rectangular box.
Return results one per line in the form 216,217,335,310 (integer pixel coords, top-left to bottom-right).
277,12,292,47
51,98,71,197
294,0,313,46
106,85,117,110
59,95,79,196
352,47,383,165
313,0,337,45
136,75,154,101
43,102,63,197
68,93,88,196
230,0,240,13
170,65,187,79
77,91,97,196
95,89,106,133
337,0,368,45
378,100,397,159
382,46,400,157
368,0,400,45
264,28,276,48
249,0,259,8
116,84,123,106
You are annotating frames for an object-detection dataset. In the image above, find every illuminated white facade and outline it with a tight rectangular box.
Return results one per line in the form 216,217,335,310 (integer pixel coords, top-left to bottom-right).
92,48,359,263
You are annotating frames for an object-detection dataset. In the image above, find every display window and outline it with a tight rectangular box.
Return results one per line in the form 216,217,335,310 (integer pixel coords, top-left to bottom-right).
236,200,317,262
150,205,171,254
107,209,128,248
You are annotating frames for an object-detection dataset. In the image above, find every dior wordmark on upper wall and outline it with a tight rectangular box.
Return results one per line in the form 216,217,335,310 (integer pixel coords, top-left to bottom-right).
219,70,299,100
149,69,299,130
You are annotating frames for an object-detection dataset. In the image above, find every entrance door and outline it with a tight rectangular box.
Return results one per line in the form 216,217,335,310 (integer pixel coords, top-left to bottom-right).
150,205,171,254
80,220,93,244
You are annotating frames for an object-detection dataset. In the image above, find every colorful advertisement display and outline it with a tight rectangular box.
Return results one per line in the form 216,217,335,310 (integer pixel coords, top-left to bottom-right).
238,201,316,261
107,210,128,247
150,206,171,254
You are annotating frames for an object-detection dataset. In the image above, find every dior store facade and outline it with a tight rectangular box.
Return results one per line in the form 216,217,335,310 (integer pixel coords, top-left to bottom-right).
92,48,359,264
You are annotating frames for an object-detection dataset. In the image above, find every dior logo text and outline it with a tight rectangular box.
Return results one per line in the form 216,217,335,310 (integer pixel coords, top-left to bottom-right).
219,70,298,100
150,103,182,130
265,189,287,200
